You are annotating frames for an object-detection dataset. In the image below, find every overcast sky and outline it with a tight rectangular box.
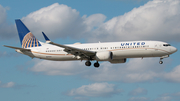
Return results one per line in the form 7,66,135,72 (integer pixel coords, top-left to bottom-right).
1,0,180,101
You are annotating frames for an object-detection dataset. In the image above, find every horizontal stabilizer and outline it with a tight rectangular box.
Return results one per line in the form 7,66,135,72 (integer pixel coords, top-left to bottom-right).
4,45,31,51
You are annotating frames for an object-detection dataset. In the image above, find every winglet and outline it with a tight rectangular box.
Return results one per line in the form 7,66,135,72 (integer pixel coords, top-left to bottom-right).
42,32,51,43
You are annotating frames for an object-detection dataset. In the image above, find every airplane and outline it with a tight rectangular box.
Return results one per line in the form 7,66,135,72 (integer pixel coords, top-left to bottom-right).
4,19,177,68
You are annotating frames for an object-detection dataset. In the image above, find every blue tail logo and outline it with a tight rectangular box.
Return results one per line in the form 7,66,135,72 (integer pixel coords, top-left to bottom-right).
15,19,41,48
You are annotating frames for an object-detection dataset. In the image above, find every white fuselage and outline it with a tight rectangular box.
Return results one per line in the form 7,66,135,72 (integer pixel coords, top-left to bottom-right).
16,41,177,62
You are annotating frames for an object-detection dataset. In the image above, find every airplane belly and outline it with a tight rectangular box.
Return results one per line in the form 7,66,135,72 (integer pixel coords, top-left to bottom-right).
44,55,77,61
32,52,77,61
112,49,154,59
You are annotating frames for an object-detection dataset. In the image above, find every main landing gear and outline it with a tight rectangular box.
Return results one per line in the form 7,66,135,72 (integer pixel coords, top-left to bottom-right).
85,61,91,66
85,61,100,68
94,62,100,68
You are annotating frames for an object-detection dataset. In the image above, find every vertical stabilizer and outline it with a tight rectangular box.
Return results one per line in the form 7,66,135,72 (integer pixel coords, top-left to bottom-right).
15,19,41,48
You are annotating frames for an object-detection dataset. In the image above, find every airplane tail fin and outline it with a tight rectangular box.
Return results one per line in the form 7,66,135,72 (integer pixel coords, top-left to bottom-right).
15,19,41,48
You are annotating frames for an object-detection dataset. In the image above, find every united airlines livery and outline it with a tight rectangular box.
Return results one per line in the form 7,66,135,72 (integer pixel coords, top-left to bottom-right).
4,19,177,67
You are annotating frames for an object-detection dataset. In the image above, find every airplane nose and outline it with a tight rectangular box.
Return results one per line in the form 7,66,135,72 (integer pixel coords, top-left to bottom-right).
171,47,177,53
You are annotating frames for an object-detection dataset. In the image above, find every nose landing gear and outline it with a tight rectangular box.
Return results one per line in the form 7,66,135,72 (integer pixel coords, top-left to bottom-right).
159,55,169,64
159,60,163,64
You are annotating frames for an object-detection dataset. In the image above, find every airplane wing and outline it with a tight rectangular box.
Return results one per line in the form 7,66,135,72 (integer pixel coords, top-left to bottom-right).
49,41,96,60
4,45,31,51
42,32,96,60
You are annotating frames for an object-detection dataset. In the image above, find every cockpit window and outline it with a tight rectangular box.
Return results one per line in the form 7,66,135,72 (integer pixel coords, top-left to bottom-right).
163,44,171,47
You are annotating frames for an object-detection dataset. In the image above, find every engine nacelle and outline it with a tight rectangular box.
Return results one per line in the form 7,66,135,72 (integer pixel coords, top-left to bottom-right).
95,51,113,61
109,59,126,64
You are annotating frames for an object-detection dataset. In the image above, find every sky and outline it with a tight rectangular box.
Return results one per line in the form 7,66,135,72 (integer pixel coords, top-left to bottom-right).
1,0,180,101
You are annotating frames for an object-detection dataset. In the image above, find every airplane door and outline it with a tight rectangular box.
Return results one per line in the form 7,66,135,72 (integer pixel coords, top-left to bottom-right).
154,43,158,51
153,43,160,56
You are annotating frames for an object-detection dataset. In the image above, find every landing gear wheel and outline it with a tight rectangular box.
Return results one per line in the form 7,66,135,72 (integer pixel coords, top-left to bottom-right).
85,61,91,66
94,62,100,68
159,61,163,64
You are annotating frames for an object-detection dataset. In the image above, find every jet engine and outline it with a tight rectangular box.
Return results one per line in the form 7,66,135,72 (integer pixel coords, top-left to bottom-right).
95,51,113,61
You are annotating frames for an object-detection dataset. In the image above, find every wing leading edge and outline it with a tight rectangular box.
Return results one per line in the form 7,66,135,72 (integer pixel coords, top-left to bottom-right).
42,32,96,60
